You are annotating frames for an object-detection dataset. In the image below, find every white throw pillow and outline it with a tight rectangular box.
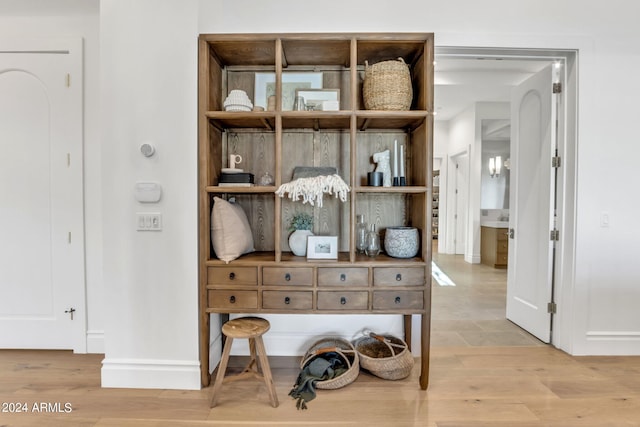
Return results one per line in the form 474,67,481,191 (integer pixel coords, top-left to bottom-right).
210,197,255,263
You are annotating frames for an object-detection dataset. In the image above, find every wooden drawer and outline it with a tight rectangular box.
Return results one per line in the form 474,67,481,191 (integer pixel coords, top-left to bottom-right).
208,290,258,310
207,267,257,286
263,267,313,286
317,267,369,287
373,267,425,286
262,291,312,310
373,291,424,310
496,228,509,241
317,291,368,310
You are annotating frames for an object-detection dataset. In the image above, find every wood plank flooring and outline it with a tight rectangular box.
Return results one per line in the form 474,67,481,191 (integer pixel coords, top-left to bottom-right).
1,253,639,426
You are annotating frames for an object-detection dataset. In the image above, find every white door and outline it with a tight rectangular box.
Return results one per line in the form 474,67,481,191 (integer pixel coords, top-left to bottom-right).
0,39,85,351
506,65,556,343
453,154,468,255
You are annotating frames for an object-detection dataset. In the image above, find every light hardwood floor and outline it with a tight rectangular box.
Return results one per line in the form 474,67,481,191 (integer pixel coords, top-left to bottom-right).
2,253,640,426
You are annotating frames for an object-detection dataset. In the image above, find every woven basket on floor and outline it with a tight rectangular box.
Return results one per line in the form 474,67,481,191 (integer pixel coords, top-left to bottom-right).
353,333,414,380
363,57,413,111
300,337,359,389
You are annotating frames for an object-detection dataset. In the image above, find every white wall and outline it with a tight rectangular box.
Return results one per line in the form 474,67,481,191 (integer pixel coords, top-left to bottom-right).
99,0,201,389
4,0,640,390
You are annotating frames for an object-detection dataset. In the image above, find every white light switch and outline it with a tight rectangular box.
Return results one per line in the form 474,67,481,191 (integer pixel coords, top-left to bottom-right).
600,212,610,228
137,213,162,231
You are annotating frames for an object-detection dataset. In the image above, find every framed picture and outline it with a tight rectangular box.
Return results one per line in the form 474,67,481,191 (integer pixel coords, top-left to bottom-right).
306,236,338,260
295,88,340,111
254,72,323,111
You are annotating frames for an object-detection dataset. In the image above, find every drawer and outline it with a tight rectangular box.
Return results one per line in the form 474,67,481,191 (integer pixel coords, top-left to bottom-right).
263,267,313,286
496,228,510,241
262,291,312,310
317,291,368,310
373,291,424,310
208,290,258,310
317,267,369,287
207,267,257,286
373,267,425,286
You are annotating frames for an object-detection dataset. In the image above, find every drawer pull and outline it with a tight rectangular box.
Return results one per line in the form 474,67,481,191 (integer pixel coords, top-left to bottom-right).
284,296,291,305
396,273,402,281
229,295,236,304
395,296,401,304
340,273,346,282
285,273,291,281
340,296,347,305
229,272,235,280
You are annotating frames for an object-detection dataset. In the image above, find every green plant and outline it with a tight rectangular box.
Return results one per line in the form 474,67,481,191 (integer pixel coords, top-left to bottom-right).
289,212,313,231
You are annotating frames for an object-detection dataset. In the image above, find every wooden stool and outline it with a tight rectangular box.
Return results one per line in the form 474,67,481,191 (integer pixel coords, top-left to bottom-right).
210,317,278,408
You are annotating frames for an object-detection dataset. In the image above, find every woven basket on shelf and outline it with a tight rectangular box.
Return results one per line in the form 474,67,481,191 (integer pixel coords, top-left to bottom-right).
353,333,414,380
300,337,359,389
363,57,413,111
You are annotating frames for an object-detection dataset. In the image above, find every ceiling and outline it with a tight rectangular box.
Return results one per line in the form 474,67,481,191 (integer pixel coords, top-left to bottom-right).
433,54,552,121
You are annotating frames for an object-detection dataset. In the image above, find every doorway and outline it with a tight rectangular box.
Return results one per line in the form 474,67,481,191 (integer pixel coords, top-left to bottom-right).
432,47,577,348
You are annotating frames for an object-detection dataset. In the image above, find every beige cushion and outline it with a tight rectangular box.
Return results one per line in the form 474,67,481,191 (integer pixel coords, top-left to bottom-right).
211,197,255,263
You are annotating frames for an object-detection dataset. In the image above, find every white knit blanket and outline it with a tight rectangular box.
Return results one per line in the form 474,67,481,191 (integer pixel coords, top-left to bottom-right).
275,174,350,207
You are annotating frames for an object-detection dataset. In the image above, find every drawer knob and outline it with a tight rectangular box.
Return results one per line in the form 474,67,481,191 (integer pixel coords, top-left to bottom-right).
285,273,291,281
229,295,236,304
395,296,401,304
340,273,346,282
340,296,347,305
396,273,402,281
229,272,235,280
284,296,291,305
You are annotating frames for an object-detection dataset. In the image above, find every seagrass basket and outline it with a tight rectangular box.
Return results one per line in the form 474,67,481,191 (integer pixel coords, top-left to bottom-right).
300,337,359,390
353,333,414,380
363,57,413,111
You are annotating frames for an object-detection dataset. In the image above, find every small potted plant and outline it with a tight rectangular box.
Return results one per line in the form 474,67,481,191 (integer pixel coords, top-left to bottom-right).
288,212,314,256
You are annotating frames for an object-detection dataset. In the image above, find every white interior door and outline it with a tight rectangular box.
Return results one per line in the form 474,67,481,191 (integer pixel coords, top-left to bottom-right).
454,153,468,255
506,65,555,343
0,39,85,351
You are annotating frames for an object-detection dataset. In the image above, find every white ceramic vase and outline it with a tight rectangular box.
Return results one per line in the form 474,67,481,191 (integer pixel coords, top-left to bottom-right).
289,229,314,256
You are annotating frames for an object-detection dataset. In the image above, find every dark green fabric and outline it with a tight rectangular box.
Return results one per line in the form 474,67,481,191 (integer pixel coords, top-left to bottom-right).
289,352,348,410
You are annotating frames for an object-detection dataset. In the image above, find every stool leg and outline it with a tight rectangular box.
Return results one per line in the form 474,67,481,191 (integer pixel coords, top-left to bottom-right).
248,337,258,373
210,336,233,407
254,336,279,408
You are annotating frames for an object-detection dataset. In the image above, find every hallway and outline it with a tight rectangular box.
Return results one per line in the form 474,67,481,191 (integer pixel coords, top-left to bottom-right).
431,249,545,347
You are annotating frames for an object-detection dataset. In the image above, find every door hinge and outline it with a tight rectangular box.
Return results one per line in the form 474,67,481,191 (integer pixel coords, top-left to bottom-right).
66,73,71,87
509,228,515,239
552,156,561,168
553,82,562,94
550,229,560,241
547,302,557,314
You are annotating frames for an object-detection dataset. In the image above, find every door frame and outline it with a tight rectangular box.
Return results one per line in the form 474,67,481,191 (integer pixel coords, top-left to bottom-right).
435,45,578,351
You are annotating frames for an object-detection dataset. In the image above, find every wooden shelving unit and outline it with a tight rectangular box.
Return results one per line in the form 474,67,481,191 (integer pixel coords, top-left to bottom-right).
198,33,434,389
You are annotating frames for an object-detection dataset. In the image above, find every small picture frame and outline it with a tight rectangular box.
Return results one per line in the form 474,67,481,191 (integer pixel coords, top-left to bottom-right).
306,236,338,260
295,88,340,111
254,72,323,110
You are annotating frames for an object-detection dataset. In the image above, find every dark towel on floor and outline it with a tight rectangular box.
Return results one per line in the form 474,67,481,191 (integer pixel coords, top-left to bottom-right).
288,352,347,410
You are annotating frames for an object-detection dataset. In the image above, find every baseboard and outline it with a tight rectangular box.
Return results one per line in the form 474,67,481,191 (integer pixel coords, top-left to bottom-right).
101,358,201,390
582,331,640,355
86,330,104,354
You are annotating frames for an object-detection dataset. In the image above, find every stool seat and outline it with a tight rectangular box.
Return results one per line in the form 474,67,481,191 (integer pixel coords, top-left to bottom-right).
210,317,278,408
222,317,270,339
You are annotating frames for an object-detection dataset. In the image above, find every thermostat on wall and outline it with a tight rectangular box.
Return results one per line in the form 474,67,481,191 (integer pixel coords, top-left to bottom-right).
135,181,162,203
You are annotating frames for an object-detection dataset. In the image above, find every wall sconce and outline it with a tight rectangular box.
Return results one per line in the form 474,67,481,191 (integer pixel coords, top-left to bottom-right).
489,156,502,178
